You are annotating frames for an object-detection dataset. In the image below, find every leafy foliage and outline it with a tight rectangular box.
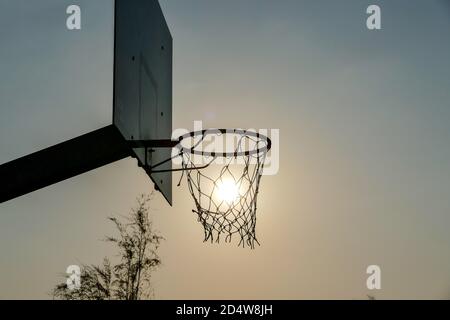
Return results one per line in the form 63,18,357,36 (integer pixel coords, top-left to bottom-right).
53,195,163,300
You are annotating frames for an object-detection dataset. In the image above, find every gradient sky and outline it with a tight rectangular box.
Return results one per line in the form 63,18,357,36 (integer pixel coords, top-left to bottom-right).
1,0,450,299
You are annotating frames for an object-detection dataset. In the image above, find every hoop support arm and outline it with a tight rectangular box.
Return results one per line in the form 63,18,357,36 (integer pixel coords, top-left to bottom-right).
127,139,209,174
128,139,180,149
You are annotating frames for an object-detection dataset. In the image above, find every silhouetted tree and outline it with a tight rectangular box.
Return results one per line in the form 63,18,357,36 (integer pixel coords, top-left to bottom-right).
53,195,163,300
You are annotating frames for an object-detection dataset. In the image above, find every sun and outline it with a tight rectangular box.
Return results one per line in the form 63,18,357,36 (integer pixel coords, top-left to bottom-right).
216,179,240,204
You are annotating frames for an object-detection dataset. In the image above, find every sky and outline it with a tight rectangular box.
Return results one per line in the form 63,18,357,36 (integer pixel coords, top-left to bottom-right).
1,0,450,299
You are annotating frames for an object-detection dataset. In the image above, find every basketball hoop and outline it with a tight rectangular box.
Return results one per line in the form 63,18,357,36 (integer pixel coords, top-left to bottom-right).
128,129,272,248
176,129,271,248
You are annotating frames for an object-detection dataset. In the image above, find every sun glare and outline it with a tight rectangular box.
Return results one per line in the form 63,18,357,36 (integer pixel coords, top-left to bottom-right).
216,180,240,204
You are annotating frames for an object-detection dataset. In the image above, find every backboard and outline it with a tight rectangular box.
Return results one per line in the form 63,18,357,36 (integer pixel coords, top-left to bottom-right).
114,0,173,204
0,0,173,204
